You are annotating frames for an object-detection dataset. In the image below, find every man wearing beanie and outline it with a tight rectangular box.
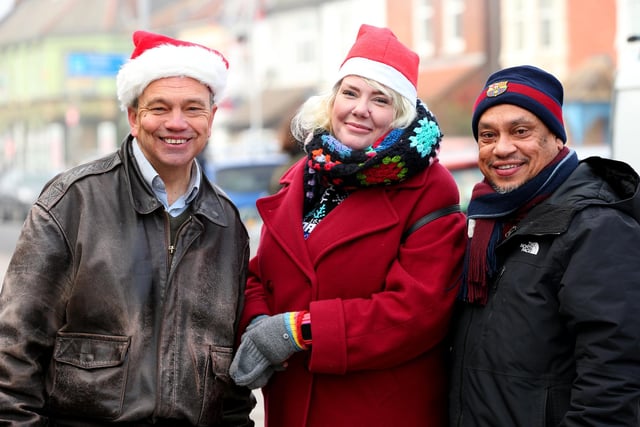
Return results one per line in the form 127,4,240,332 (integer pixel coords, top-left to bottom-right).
448,65,640,425
0,31,255,425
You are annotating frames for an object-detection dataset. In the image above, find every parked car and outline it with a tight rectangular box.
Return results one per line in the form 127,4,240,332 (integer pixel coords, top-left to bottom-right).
0,168,59,222
205,156,288,255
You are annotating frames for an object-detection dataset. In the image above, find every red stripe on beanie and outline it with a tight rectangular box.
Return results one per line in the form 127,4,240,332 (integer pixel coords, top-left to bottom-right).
474,81,564,126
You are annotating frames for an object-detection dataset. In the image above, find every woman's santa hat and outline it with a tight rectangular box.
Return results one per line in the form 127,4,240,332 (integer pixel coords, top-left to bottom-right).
336,24,419,105
116,30,229,111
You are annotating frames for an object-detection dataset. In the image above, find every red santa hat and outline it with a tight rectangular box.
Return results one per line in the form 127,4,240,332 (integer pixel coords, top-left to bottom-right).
336,24,419,105
116,30,229,110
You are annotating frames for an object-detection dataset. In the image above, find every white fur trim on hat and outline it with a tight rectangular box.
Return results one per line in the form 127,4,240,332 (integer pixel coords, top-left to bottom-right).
337,57,417,105
116,44,228,111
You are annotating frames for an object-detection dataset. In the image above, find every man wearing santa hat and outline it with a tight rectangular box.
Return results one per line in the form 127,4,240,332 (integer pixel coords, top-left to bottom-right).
0,31,255,425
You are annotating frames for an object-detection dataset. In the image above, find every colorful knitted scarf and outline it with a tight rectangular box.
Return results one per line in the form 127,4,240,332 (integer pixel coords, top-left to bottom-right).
460,147,578,305
303,100,442,212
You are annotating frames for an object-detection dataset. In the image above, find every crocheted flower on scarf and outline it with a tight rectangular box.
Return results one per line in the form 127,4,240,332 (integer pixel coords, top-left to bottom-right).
410,116,442,158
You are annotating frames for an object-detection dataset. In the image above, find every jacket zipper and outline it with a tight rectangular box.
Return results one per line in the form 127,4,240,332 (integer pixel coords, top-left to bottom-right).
455,308,473,426
166,213,192,271
165,213,174,268
455,265,507,426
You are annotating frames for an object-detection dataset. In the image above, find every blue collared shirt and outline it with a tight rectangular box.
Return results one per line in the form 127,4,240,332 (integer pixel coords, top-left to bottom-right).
132,139,201,217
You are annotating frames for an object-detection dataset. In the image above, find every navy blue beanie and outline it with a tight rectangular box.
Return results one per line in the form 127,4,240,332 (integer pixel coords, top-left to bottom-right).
471,65,566,143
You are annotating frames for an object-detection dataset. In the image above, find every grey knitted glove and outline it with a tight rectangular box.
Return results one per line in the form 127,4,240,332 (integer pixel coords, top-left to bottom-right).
230,313,303,388
233,362,274,390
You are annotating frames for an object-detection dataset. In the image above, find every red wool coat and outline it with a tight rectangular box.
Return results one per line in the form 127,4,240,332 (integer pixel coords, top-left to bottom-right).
240,158,467,427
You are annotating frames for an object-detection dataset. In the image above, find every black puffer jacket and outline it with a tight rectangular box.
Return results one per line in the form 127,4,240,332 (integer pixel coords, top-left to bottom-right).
449,157,640,426
0,136,254,426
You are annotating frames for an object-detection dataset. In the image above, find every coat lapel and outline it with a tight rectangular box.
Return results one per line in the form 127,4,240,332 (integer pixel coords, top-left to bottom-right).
304,187,399,262
257,161,315,279
258,160,403,272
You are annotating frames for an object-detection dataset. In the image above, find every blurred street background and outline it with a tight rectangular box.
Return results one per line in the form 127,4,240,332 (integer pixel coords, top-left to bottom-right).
1,0,639,226
0,223,19,285
1,1,640,424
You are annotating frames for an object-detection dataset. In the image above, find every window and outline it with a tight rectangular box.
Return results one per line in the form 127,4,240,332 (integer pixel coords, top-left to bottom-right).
414,0,435,58
443,0,466,54
539,0,554,48
512,0,525,50
628,0,640,35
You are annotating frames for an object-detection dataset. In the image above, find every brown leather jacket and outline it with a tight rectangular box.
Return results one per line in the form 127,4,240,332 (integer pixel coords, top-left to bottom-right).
0,136,254,426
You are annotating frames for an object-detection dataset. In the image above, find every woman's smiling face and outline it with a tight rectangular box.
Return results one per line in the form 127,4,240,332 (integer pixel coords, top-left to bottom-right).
330,75,396,150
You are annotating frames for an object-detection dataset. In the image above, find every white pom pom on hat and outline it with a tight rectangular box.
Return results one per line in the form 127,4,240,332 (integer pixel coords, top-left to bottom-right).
336,24,419,105
116,30,229,111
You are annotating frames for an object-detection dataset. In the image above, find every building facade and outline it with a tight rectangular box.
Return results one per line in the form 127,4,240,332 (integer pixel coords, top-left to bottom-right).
0,0,629,173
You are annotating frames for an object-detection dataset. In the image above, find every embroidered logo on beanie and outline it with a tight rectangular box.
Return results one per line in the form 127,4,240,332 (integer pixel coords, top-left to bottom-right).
486,81,508,97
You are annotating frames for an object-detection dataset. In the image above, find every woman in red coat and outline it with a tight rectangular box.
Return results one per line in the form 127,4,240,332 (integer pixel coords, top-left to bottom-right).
230,24,467,427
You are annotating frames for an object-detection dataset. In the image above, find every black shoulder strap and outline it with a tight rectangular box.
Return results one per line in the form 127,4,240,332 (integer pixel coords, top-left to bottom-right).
401,204,462,243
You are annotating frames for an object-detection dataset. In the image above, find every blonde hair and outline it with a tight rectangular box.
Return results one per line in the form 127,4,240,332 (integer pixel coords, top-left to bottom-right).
291,77,417,144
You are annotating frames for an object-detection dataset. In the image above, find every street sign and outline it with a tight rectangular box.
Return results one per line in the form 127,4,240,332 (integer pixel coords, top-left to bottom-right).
66,52,128,77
